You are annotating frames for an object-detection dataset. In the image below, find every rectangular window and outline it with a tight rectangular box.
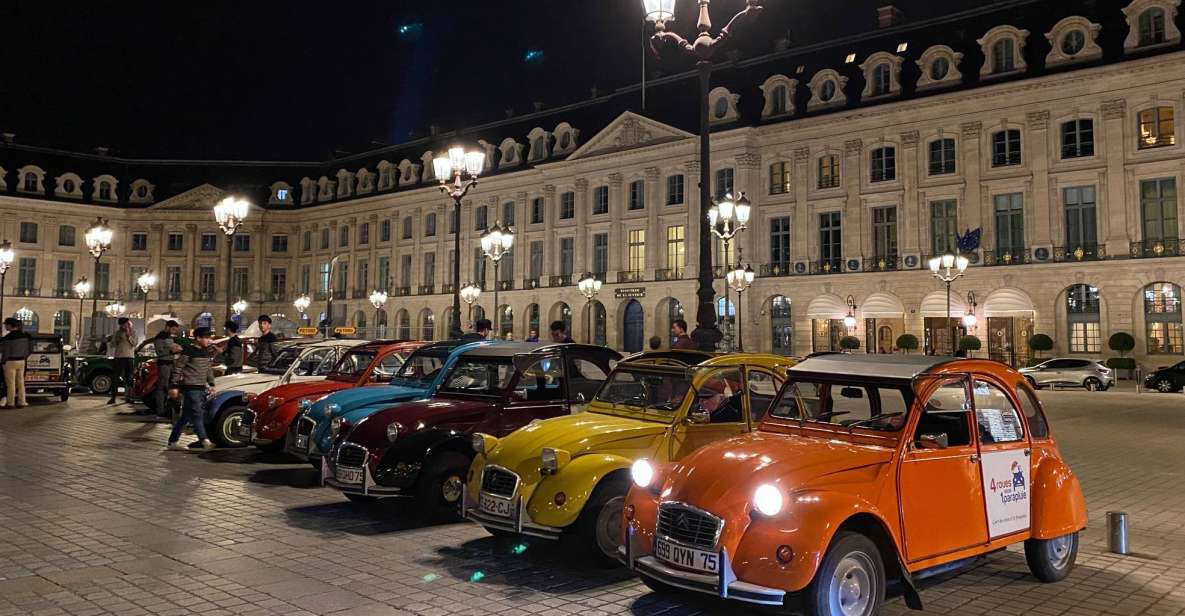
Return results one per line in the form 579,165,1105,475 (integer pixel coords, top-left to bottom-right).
1148,322,1183,354
1141,178,1178,243
928,139,956,175
95,262,109,294
199,267,216,298
529,241,544,279
769,217,791,267
1140,8,1167,46
425,214,437,237
402,217,413,240
56,261,74,294
592,233,609,275
819,212,842,265
769,162,791,195
359,222,370,245
994,193,1025,255
423,253,435,287
231,267,249,298
666,225,685,275
1061,119,1095,158
475,205,488,230
129,266,145,298
818,155,841,189
593,186,609,215
715,235,735,270
16,258,35,291
201,233,218,252
381,219,392,242
1139,106,1176,149
233,234,250,252
871,147,896,182
560,192,575,219
666,175,684,205
58,225,75,247
531,197,545,224
131,233,148,251
167,232,183,251
715,168,735,200
628,229,646,274
930,200,958,255
377,256,390,290
302,231,312,252
339,225,350,247
19,222,37,244
1069,322,1101,354
1064,186,1098,256
300,265,311,293
499,247,514,282
503,202,515,226
318,262,330,293
629,180,645,210
319,228,330,250
337,262,348,294
473,248,486,286
271,235,288,253
400,255,412,288
270,268,287,297
357,260,369,291
450,208,459,234
872,206,897,259
166,267,182,296
992,130,1022,166
559,238,574,276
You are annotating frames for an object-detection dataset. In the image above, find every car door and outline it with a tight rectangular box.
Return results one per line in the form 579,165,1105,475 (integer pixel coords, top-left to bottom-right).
496,352,568,435
1031,359,1063,386
899,376,990,562
667,366,747,460
972,376,1032,540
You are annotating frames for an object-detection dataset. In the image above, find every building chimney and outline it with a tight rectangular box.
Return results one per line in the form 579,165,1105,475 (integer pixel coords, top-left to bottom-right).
94,146,110,156
877,5,904,28
1,133,14,144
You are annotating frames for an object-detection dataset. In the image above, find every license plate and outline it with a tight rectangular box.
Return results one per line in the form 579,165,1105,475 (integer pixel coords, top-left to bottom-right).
479,493,515,518
237,424,253,438
294,435,308,450
655,537,719,574
25,373,51,382
336,467,364,484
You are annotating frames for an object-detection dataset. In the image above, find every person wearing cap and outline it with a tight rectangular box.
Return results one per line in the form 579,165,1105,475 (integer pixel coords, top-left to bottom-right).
251,315,277,368
107,317,137,405
0,317,31,408
166,326,217,451
151,320,183,418
223,320,244,374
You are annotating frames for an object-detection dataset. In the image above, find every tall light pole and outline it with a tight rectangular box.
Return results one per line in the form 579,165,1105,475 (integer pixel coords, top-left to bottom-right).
293,294,311,325
460,282,482,324
481,222,514,336
578,272,603,344
725,261,754,351
324,255,342,338
213,196,249,325
708,192,751,350
433,146,486,339
84,218,113,350
73,277,91,350
929,253,969,355
136,270,157,324
0,239,14,318
369,289,388,338
642,0,763,350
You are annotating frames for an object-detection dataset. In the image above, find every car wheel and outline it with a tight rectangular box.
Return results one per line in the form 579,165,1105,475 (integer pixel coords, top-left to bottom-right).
1155,378,1176,393
1083,378,1102,392
572,477,629,568
1025,532,1078,583
213,406,250,448
805,532,884,616
89,372,113,395
416,451,471,522
345,493,378,504
59,392,70,403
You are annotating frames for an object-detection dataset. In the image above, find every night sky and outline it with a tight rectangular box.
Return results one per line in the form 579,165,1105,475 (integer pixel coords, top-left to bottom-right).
1,0,998,161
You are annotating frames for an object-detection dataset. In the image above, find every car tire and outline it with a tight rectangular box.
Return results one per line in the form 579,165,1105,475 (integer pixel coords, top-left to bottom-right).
59,392,70,403
804,532,884,616
1025,532,1078,583
571,477,630,568
212,405,250,448
345,493,378,504
1083,377,1102,392
89,371,113,395
1155,378,1176,393
416,451,471,522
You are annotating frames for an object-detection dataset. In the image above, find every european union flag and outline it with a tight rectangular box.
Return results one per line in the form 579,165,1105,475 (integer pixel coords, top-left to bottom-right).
956,228,982,253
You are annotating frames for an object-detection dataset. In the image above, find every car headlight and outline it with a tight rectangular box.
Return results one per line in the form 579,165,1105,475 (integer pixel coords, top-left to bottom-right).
472,433,497,455
631,459,654,488
753,484,783,516
386,423,400,443
540,448,570,474
325,403,341,418
330,417,343,439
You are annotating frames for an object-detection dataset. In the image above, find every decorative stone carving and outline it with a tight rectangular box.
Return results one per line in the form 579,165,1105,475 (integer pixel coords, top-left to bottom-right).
1102,99,1127,120
736,153,762,169
1026,110,1050,130
794,147,811,163
900,131,920,147
961,121,983,140
844,139,863,156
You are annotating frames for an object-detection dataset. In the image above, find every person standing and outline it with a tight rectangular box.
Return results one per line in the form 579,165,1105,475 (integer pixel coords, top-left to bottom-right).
461,318,492,342
166,327,217,451
223,320,244,374
107,317,137,405
252,315,277,369
152,320,182,418
525,329,539,342
548,320,574,344
0,318,31,408
671,319,696,350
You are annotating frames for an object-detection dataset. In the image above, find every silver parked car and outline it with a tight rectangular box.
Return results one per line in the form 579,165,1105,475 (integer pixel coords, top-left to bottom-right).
1019,358,1113,391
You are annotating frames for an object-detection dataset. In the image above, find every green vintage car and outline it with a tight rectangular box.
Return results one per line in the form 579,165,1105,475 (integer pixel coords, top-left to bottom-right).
72,340,164,395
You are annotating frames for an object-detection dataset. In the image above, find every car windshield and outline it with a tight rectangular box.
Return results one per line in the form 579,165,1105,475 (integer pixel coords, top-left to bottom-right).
766,378,913,433
594,366,692,420
391,348,451,386
32,339,61,353
329,350,376,380
437,357,516,397
262,347,303,375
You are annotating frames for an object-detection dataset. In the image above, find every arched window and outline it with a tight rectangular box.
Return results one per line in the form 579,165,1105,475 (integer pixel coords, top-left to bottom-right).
771,296,792,355
1139,7,1166,46
397,310,411,339
992,38,1016,73
771,85,788,115
1066,285,1100,353
23,173,38,192
499,306,514,337
591,301,606,346
420,309,435,341
53,310,72,341
526,303,540,338
1145,282,1183,354
98,181,113,201
16,307,38,333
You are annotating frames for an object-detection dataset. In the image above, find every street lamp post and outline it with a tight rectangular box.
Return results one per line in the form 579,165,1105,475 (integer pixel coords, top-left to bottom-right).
293,294,311,325
642,0,763,350
104,301,125,319
213,196,249,326
708,192,752,350
84,218,113,351
480,222,514,336
368,290,388,338
73,277,91,351
460,282,482,324
324,255,342,339
433,147,486,339
929,253,970,355
136,270,157,325
963,291,978,329
725,262,754,351
232,299,248,318
0,239,14,318
578,272,603,344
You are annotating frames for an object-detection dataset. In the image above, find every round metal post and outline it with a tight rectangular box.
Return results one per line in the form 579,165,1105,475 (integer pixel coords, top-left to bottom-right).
1107,511,1130,555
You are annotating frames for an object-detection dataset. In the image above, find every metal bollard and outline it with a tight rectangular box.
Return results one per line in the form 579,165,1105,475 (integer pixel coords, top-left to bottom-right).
1107,511,1130,555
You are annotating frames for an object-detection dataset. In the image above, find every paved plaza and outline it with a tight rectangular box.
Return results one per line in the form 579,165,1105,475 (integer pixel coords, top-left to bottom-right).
0,388,1182,616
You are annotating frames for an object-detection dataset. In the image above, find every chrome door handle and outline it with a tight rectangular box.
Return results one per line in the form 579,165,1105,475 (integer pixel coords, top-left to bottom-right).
969,454,980,463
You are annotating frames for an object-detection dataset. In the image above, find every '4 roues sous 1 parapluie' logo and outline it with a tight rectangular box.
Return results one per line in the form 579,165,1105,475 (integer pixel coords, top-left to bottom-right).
988,461,1028,504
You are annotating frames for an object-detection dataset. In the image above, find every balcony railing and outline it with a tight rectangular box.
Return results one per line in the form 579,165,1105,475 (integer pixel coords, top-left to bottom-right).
760,262,793,277
393,287,411,297
618,271,645,283
418,285,435,295
523,278,541,290
549,275,572,287
496,280,515,291
314,291,330,301
269,292,286,302
15,287,39,297
655,268,683,281
1131,238,1181,259
165,291,182,301
351,290,368,299
198,292,216,301
983,249,1029,266
1054,244,1103,262
811,259,843,275
863,255,899,272
442,283,456,294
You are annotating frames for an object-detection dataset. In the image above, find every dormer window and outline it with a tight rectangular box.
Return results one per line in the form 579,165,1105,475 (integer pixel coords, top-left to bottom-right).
930,57,950,81
760,75,797,118
98,182,112,200
1140,7,1166,45
1045,16,1103,67
23,174,37,192
707,87,740,123
552,122,580,155
1123,0,1181,52
713,98,728,119
859,52,903,99
92,175,118,202
54,173,84,199
277,189,289,200
772,86,787,113
978,25,1030,77
871,64,890,95
821,80,837,101
993,39,1016,72
1062,30,1085,55
807,70,848,111
916,45,964,90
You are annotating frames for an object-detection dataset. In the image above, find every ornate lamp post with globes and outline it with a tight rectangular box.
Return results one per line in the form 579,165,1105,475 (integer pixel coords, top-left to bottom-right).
293,294,311,324
232,299,248,318
73,277,91,350
104,301,125,319
480,222,515,336
368,289,388,337
725,261,754,351
460,282,482,324
709,192,751,350
0,239,15,318
433,146,486,339
136,270,157,323
84,218,113,350
929,253,969,355
578,272,603,344
213,196,249,325
640,0,763,350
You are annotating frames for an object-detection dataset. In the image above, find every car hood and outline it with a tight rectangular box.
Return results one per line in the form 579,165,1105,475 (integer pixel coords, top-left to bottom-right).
661,432,894,514
214,372,281,393
261,379,350,404
315,384,428,419
487,411,667,465
344,397,494,446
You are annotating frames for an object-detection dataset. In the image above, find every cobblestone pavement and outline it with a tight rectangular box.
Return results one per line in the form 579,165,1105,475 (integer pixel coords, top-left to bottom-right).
0,388,1182,616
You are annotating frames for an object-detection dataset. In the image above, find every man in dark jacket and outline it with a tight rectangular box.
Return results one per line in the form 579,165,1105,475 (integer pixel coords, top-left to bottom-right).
461,318,492,342
548,320,574,344
108,317,137,405
166,327,217,451
152,320,182,418
223,321,244,374
671,319,696,350
252,315,278,368
1,317,31,408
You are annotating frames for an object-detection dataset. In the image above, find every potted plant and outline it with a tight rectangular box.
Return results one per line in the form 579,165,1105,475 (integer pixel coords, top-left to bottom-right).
1029,334,1054,362
896,334,919,354
1106,332,1136,379
839,336,861,352
959,335,982,357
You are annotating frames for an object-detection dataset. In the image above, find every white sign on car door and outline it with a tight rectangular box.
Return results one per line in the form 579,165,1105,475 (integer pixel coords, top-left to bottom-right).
980,449,1031,538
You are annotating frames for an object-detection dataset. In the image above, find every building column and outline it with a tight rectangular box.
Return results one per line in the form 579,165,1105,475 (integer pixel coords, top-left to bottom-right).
842,139,863,261
543,185,556,280
792,148,812,264
251,223,265,304
960,122,984,251
184,223,197,302
683,161,701,279
1027,111,1053,251
574,179,589,275
644,168,660,272
1100,99,1130,256
608,173,623,276
149,223,163,301
900,131,921,255
735,152,762,266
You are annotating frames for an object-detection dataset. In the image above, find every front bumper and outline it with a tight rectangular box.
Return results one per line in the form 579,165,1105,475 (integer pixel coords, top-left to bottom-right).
235,409,273,445
460,490,564,540
283,415,319,461
322,445,407,498
618,529,786,607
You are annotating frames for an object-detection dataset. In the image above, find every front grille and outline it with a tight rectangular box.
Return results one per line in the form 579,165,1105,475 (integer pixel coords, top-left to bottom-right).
481,466,519,498
337,444,367,468
297,416,316,436
657,502,723,551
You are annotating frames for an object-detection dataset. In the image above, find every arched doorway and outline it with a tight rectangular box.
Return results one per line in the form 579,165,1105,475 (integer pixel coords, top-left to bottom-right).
498,305,514,339
920,291,969,356
769,295,792,355
53,310,72,342
550,302,572,339
1065,284,1101,353
861,292,905,354
471,305,486,325
376,308,388,338
805,294,847,352
16,307,38,333
525,303,540,340
623,300,644,352
419,309,435,341
582,300,607,346
352,310,366,337
1144,282,1182,355
656,297,684,348
983,288,1035,366
193,311,214,330
444,306,459,339
396,309,411,339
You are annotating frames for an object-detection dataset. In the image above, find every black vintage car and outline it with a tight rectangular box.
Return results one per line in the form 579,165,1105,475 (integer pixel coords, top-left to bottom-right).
1143,360,1185,392
18,334,73,402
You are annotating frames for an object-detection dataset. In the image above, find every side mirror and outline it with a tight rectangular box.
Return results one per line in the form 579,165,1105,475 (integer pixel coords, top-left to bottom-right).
917,433,949,450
